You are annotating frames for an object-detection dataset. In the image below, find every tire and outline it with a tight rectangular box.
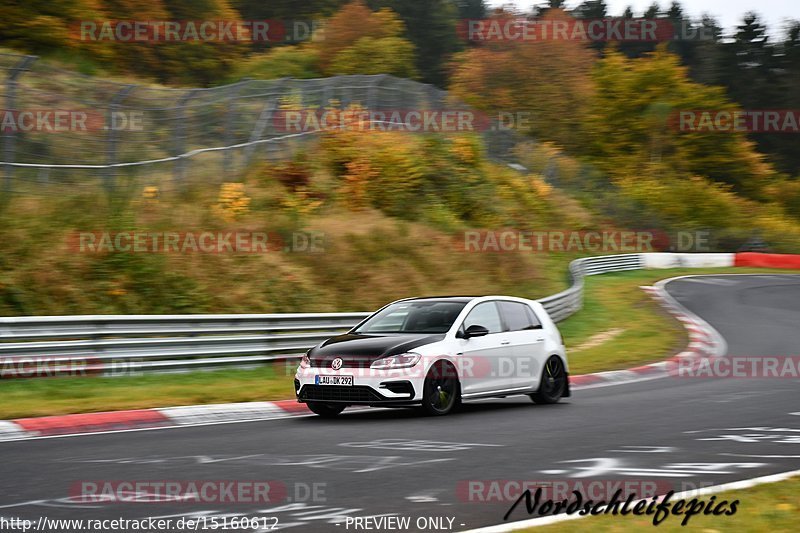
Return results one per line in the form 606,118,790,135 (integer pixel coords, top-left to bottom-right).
306,402,346,417
421,361,461,416
529,356,567,405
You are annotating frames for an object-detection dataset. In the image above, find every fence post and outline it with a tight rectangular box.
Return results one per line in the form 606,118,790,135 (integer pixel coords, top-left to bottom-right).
173,89,196,187
223,81,248,177
2,55,36,206
367,75,386,111
426,84,442,110
244,79,285,167
321,79,332,110
105,84,136,194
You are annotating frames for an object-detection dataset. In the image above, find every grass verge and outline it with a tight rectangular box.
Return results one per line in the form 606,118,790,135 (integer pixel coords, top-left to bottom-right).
0,267,797,419
1,365,296,420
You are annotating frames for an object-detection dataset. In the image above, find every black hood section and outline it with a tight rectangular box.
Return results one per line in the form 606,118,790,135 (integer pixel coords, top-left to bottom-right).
308,333,444,368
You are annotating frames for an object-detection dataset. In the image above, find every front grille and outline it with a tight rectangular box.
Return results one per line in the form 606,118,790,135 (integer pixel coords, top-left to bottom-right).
299,385,384,403
310,357,376,369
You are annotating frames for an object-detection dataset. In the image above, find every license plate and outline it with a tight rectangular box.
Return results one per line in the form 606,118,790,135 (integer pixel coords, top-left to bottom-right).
315,375,354,386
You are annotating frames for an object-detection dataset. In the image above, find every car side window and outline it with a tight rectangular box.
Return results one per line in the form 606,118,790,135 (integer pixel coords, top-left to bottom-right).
498,301,542,331
524,305,542,329
462,302,503,334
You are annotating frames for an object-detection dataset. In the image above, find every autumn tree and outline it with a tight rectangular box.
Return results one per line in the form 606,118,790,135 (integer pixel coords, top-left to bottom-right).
449,8,597,151
0,0,246,85
317,2,418,78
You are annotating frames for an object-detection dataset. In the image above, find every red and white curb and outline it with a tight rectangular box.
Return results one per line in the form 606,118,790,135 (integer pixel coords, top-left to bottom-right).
0,401,310,441
0,276,728,442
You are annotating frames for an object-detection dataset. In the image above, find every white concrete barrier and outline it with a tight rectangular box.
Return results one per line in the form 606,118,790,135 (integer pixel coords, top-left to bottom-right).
641,253,734,269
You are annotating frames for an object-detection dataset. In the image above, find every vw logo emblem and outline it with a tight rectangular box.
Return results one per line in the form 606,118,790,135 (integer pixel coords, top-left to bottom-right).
331,358,343,370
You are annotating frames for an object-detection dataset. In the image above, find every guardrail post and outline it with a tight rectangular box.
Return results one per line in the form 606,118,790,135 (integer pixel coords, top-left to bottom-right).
105,84,136,195
2,55,36,208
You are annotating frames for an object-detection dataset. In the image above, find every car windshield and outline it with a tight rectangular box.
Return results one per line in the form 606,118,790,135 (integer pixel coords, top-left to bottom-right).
353,300,468,334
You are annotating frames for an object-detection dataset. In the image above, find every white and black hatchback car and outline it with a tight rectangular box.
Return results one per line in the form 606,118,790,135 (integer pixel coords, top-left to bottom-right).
295,296,570,416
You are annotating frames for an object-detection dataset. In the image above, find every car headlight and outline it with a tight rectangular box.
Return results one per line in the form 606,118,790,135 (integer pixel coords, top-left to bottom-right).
370,352,421,370
300,351,311,369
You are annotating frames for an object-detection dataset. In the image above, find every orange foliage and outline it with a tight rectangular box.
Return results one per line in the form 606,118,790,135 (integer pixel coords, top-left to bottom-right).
450,9,597,150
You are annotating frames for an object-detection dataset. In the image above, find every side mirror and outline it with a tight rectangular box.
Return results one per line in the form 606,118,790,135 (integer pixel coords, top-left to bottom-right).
460,324,490,339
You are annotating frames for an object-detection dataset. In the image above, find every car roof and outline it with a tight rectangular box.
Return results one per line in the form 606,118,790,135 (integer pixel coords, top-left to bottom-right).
393,296,480,304
392,295,539,305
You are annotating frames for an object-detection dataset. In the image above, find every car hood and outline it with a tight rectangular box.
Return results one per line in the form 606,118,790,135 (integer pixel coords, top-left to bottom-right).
308,333,445,368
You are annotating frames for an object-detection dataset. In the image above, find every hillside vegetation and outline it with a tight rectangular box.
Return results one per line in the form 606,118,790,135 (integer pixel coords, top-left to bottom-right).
0,128,589,316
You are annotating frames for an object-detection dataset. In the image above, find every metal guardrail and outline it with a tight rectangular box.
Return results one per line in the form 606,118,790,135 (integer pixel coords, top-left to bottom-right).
538,254,642,322
0,254,645,377
0,313,370,376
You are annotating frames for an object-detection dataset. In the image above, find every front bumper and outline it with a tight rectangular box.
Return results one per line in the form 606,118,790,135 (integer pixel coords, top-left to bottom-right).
294,366,423,405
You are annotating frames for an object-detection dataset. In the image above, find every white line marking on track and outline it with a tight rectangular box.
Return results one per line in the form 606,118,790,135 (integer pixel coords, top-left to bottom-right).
681,277,739,285
609,446,676,453
721,453,800,458
340,439,502,452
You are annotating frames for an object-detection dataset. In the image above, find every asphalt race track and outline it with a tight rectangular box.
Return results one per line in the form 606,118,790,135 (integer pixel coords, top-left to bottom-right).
1,274,799,532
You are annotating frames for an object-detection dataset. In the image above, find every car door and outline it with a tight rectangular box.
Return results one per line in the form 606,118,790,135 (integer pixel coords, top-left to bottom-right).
497,301,546,389
454,301,514,394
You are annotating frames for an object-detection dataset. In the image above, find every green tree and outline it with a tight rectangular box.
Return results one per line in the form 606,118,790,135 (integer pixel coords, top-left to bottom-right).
330,36,418,77
233,46,321,81
534,0,568,17
584,48,772,197
454,0,486,19
573,0,607,19
574,0,609,53
231,0,348,51
231,0,347,19
0,0,101,52
368,0,462,86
